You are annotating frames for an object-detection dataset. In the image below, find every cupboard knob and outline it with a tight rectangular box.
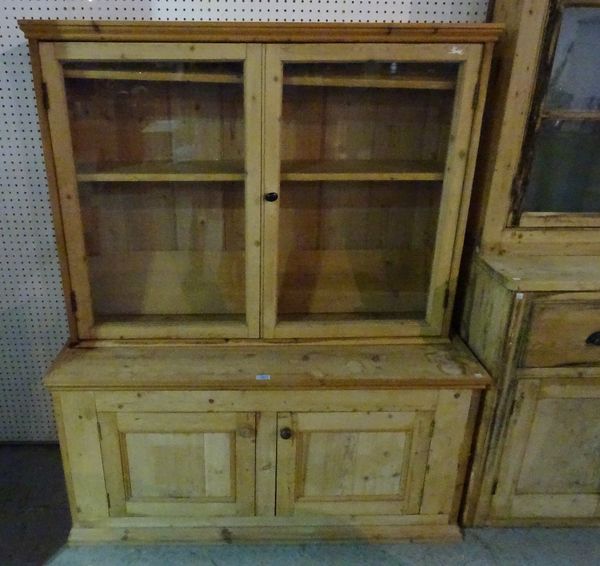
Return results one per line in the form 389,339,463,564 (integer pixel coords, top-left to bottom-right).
586,331,600,346
280,427,293,440
264,192,279,202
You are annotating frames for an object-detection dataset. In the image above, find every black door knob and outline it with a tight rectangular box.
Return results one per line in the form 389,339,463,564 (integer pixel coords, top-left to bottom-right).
586,331,600,346
264,192,279,202
280,427,293,440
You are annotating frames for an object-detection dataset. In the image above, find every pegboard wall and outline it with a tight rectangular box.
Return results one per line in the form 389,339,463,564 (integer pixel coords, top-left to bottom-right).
0,0,489,442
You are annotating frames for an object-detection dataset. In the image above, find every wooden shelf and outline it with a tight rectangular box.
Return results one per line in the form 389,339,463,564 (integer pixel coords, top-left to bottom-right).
281,160,444,182
285,72,456,90
64,68,243,85
76,160,245,182
64,68,455,91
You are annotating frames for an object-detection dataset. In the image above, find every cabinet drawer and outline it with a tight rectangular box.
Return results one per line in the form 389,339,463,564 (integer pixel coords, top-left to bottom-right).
523,294,600,368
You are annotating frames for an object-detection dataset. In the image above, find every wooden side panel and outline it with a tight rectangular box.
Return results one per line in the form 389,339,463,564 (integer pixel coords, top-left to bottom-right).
421,389,473,515
492,379,600,520
99,411,256,518
57,392,108,521
460,257,515,377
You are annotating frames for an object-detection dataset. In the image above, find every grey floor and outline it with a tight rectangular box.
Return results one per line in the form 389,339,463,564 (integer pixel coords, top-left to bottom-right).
1,445,599,566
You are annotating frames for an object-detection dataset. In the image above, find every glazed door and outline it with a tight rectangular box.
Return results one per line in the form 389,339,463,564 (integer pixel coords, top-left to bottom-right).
98,412,256,518
39,42,262,340
262,43,483,338
492,379,600,520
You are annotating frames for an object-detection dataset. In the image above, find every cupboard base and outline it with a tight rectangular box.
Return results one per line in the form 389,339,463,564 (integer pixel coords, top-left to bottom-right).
69,522,462,544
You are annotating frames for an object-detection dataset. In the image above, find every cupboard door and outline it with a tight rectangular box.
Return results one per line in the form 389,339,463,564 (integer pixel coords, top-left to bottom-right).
98,412,256,517
492,379,600,520
39,42,262,340
262,44,483,338
275,410,434,516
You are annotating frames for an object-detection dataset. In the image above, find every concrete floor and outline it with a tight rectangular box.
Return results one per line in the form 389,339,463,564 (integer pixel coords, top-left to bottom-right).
1,445,599,565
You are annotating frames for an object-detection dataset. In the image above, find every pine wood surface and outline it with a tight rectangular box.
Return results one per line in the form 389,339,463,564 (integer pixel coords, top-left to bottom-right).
19,20,503,43
45,338,490,390
478,254,600,291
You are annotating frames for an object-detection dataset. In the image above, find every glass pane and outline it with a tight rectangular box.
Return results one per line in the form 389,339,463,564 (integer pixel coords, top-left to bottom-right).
521,7,600,215
278,181,442,322
277,61,456,323
64,61,246,323
521,119,600,213
545,8,600,111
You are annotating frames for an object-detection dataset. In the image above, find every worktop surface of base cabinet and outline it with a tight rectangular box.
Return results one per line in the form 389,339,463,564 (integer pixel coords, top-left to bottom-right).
461,255,600,526
47,342,489,543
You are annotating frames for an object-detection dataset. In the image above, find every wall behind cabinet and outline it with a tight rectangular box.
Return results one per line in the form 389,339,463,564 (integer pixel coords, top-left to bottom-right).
0,0,489,440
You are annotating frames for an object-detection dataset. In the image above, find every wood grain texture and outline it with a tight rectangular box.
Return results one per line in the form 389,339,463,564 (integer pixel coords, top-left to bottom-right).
98,411,255,518
56,392,108,521
523,294,600,367
20,20,503,43
478,254,600,292
44,340,490,390
491,379,600,520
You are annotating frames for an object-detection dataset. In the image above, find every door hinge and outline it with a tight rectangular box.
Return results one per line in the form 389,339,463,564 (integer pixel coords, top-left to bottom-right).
472,81,481,110
70,290,78,314
106,492,111,509
97,421,102,441
429,418,436,439
443,286,450,310
41,81,49,111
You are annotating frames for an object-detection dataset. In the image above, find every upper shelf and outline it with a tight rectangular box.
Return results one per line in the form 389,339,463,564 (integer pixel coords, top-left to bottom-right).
76,160,245,182
64,67,243,85
75,159,444,183
19,20,504,44
64,67,456,91
281,160,444,182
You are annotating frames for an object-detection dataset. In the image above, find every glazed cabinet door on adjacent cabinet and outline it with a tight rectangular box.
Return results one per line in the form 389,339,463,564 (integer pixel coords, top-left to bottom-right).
39,42,262,340
261,43,483,338
491,379,600,520
97,412,256,518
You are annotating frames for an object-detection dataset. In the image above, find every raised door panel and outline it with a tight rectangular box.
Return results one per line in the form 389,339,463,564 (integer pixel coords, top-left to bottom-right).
492,379,600,519
98,412,256,517
276,410,434,516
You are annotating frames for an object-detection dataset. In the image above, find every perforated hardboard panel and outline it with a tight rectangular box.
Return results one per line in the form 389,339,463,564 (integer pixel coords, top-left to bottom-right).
0,0,489,441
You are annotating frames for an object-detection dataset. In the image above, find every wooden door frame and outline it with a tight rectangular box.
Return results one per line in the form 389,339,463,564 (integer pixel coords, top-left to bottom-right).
39,41,261,340
261,43,483,339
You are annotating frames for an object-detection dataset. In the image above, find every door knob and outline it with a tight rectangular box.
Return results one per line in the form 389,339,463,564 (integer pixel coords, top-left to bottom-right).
280,427,293,440
264,192,279,202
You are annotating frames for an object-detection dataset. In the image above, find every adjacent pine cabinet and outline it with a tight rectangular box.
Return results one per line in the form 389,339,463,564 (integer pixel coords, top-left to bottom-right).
21,20,501,542
459,1,600,527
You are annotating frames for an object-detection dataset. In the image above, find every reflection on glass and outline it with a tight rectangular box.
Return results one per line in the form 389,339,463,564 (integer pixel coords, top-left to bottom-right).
65,62,246,323
276,62,457,323
522,120,600,213
546,8,600,111
521,7,600,215
64,61,245,178
277,182,442,321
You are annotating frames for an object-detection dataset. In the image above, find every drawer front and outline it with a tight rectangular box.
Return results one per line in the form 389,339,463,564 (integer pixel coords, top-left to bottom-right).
523,294,600,368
